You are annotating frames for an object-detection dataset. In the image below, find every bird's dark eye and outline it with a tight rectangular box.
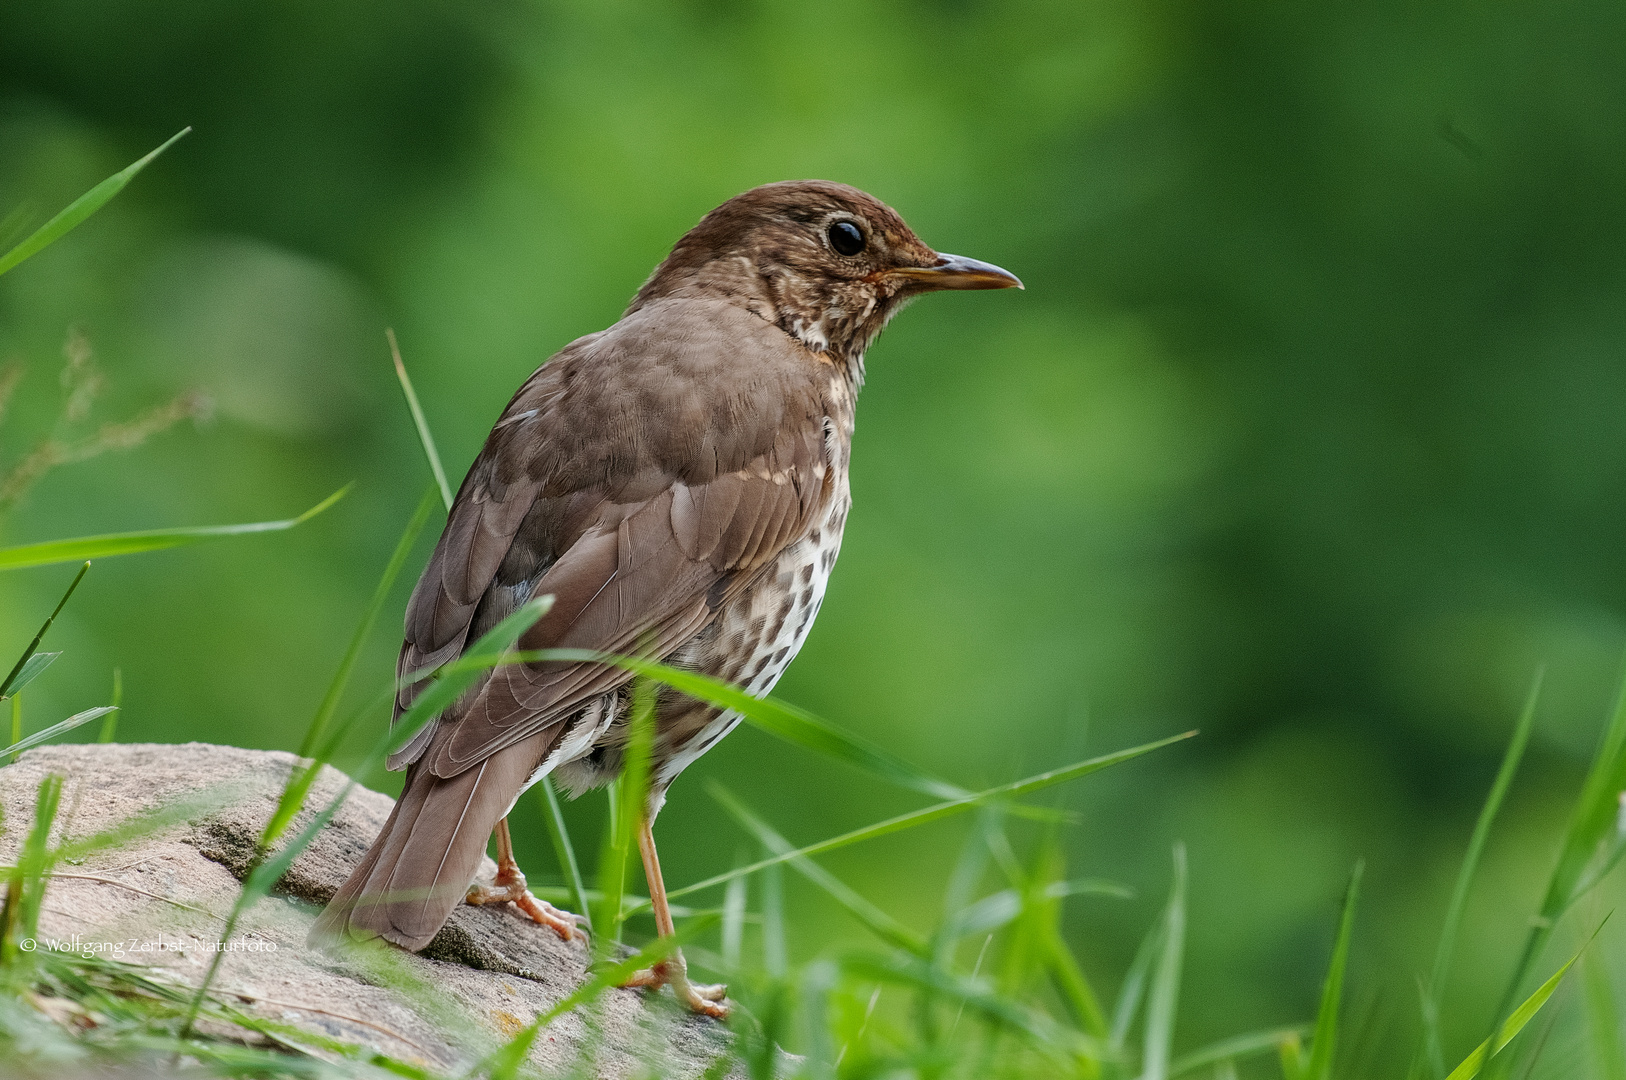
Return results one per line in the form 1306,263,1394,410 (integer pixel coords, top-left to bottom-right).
828,221,866,257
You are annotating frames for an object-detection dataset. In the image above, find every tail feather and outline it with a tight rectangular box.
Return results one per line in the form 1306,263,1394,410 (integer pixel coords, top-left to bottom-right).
310,731,554,951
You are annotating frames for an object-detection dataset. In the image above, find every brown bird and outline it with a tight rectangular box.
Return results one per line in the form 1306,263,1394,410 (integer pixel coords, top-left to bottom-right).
311,180,1020,1015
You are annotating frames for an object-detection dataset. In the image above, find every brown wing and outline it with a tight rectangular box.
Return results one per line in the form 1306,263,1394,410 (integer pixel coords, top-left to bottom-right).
388,298,833,779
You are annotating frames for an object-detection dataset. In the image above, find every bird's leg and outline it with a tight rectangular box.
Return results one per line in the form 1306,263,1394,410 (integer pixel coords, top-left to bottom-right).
621,812,729,1018
465,817,587,942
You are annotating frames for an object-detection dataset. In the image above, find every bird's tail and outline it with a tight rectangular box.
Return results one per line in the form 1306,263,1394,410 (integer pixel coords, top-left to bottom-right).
309,732,551,951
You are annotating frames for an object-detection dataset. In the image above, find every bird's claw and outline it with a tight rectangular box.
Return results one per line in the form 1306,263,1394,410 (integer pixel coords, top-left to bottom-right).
622,956,730,1018
465,866,586,943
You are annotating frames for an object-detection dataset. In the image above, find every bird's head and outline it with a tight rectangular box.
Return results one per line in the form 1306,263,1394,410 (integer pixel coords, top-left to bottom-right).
630,180,1021,369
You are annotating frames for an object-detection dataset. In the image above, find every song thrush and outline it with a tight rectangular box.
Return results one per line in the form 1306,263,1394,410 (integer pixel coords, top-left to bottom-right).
311,180,1020,1016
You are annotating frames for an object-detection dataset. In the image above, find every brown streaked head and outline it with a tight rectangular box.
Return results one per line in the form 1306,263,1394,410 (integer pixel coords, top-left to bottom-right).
629,180,1020,362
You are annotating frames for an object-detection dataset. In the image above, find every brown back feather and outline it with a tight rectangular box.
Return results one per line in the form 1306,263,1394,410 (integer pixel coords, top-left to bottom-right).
390,297,836,778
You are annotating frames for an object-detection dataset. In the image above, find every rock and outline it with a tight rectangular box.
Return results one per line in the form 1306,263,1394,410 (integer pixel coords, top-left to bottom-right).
0,742,738,1077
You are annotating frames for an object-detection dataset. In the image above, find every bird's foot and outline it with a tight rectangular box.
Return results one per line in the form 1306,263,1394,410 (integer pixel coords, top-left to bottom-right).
465,864,587,943
622,953,730,1019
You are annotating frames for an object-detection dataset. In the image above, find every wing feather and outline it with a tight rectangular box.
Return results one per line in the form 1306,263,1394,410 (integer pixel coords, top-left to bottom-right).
389,298,835,780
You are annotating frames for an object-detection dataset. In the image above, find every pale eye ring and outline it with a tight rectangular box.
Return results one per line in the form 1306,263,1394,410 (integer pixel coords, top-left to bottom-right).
827,220,865,257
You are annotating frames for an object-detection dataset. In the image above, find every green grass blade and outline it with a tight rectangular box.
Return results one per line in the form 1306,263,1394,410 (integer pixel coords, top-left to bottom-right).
260,761,340,855
1112,910,1165,1053
298,483,440,758
0,562,89,698
1584,954,1626,1080
710,781,929,956
182,786,351,1038
763,845,787,978
535,775,589,932
937,808,995,960
243,788,352,913
0,202,36,253
799,958,842,1080
0,486,349,572
431,596,554,673
514,885,704,918
18,776,63,943
0,128,190,278
649,730,1195,909
246,601,557,988
0,706,116,759
1492,662,1626,1035
538,649,967,800
841,948,1099,1059
1416,675,1541,1080
387,596,553,756
388,330,452,511
1569,824,1626,904
299,618,548,798
49,789,231,866
1047,926,1110,1040
721,849,748,969
995,835,1050,1004
1168,1027,1309,1078
479,1028,541,1080
267,596,555,849
473,921,701,1078
595,677,653,948
3,652,58,701
98,668,122,742
1141,843,1188,1080
951,878,1133,939
0,775,63,966
0,564,87,762
1281,1033,1306,1080
980,821,1111,1039
1446,942,1589,1080
1305,861,1364,1080
562,923,685,1024
269,689,395,849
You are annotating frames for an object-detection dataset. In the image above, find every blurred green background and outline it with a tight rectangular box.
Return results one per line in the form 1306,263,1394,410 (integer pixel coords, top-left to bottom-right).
3,0,1625,1071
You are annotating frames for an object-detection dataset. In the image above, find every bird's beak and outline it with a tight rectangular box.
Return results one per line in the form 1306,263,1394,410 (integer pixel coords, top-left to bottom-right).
885,253,1024,291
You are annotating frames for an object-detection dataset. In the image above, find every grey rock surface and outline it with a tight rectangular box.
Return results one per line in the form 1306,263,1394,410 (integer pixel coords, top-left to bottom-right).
0,742,737,1077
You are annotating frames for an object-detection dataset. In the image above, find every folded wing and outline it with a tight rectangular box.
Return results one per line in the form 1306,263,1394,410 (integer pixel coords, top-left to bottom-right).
388,302,832,779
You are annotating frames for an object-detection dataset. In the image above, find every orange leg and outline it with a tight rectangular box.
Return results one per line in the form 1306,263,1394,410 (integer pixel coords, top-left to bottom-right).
621,813,729,1017
465,818,588,942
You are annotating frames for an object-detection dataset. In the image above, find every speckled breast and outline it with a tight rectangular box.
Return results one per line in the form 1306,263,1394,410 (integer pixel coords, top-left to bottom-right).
651,485,852,790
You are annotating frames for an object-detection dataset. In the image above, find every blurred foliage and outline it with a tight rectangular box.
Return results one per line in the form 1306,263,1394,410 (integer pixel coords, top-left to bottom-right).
3,0,1626,1073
